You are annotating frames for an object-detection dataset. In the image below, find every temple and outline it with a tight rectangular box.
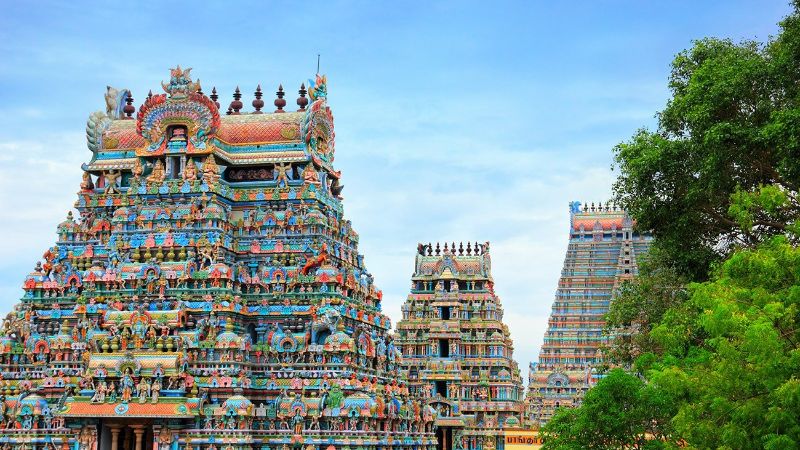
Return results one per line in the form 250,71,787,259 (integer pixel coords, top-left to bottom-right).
525,202,652,426
395,242,525,450
0,68,436,450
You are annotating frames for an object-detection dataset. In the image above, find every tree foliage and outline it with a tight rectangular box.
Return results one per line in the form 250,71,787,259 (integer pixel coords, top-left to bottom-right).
543,4,800,449
541,369,676,450
613,4,800,281
651,238,800,448
548,239,800,449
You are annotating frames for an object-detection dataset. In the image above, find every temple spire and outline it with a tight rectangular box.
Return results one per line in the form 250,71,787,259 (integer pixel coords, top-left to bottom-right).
123,92,135,119
297,83,308,111
210,87,220,109
274,84,286,113
252,85,264,114
230,86,243,114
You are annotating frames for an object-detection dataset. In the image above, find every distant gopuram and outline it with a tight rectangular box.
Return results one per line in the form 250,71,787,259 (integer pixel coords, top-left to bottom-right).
0,68,435,450
525,202,653,426
395,242,525,450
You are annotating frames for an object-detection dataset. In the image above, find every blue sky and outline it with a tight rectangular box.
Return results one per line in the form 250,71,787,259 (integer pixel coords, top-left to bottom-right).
0,0,792,383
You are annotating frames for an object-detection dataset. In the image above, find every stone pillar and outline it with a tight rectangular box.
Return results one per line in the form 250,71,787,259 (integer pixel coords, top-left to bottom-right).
131,425,146,450
109,425,123,450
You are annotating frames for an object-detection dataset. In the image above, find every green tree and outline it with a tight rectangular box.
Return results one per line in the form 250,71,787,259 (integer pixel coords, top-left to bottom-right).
541,369,676,450
548,4,800,449
649,238,800,449
613,3,800,281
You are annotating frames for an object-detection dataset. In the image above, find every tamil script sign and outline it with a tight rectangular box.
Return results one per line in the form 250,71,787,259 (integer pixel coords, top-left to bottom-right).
503,430,542,450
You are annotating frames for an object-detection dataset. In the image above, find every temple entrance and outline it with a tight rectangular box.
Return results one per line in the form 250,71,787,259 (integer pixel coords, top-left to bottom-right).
98,422,153,450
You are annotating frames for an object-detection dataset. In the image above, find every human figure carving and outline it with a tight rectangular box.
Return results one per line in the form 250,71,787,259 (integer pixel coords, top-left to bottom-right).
103,170,121,194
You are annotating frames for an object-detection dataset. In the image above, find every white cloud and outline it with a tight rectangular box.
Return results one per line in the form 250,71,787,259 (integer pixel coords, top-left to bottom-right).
0,133,85,312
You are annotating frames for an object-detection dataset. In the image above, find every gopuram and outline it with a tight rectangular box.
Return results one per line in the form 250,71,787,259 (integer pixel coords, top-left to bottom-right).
0,67,436,450
395,243,525,450
525,202,652,426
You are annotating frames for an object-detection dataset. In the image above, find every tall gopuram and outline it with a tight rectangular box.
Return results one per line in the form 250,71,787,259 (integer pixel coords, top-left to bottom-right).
0,67,436,450
395,242,525,450
525,202,652,426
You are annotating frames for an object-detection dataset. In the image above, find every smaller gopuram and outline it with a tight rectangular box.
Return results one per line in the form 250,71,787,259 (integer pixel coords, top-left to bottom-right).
395,242,525,450
525,202,653,426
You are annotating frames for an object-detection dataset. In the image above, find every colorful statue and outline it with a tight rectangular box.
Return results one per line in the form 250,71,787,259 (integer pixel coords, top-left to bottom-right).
80,172,94,191
183,159,197,180
202,155,219,185
103,170,121,194
307,74,327,101
301,243,328,275
147,160,166,184
302,164,320,185
151,378,161,403
161,66,200,99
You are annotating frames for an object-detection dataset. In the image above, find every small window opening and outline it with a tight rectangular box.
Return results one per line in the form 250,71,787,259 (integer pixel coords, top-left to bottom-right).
441,307,451,320
439,339,450,357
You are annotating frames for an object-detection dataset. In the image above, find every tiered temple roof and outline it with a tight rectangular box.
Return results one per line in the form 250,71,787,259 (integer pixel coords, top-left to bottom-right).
395,242,525,450
525,202,652,426
0,67,435,450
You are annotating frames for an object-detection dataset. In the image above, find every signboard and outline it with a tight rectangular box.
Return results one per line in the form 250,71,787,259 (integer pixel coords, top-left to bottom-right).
503,430,542,450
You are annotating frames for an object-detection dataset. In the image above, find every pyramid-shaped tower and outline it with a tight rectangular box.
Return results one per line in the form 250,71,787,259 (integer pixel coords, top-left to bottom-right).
525,202,652,426
395,242,525,450
0,68,435,450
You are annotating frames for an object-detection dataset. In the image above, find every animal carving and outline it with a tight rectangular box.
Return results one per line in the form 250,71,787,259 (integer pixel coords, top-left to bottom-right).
104,86,130,119
301,243,328,275
311,306,340,344
105,86,119,118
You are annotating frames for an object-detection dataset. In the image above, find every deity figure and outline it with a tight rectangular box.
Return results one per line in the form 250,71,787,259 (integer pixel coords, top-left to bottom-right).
292,410,304,435
90,380,106,403
77,425,96,450
80,172,94,191
157,427,173,450
274,162,292,186
147,160,166,184
151,378,161,403
161,66,199,99
202,156,220,185
106,382,117,403
421,383,432,399
308,414,319,431
183,159,198,181
302,164,321,185
137,377,150,403
80,370,95,390
132,157,144,180
103,170,121,194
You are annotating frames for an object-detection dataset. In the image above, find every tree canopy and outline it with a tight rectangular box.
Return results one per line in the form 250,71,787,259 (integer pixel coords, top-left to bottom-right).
542,3,800,449
613,3,800,281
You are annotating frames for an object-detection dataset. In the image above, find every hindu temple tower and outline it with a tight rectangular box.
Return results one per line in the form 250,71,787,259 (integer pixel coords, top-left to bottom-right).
0,68,436,450
525,202,652,426
395,242,525,450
